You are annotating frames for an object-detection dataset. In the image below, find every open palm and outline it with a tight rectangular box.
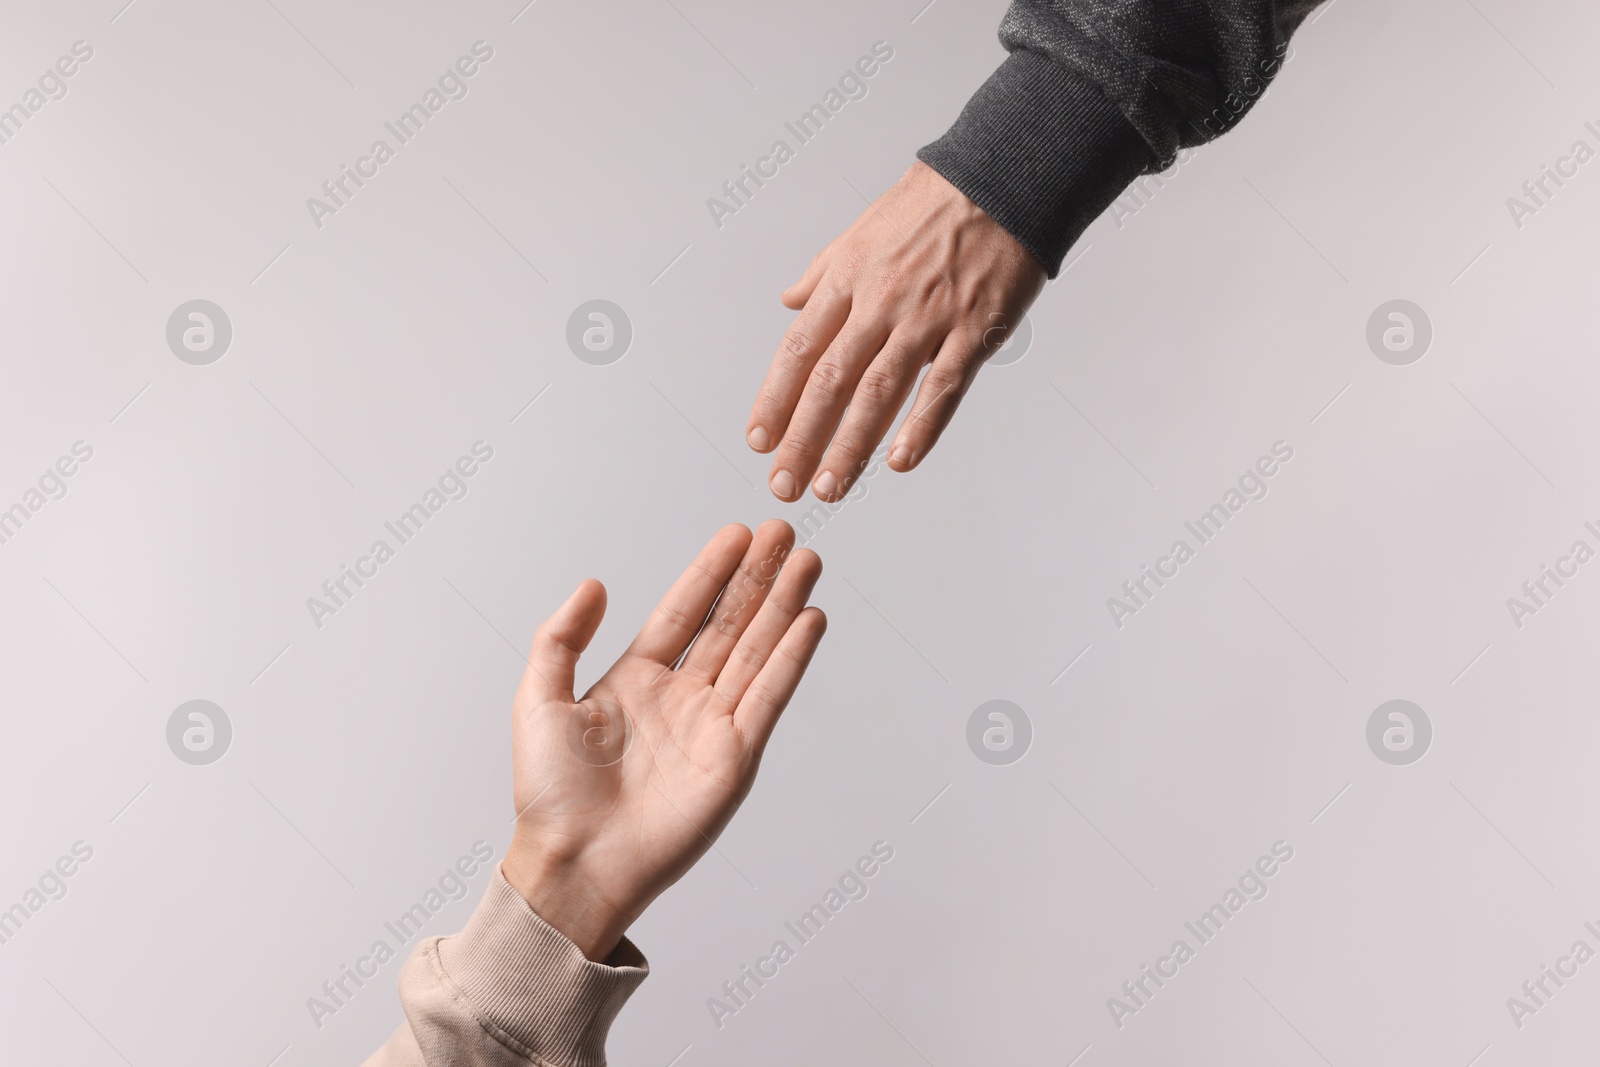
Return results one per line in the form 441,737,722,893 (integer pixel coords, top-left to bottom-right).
502,522,825,959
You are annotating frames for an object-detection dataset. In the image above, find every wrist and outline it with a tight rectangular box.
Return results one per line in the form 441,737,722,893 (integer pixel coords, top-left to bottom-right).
903,161,1045,282
501,839,633,961
916,49,1154,276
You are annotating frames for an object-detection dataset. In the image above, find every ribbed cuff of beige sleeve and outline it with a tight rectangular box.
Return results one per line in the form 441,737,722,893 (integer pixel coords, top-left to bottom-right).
432,870,649,1067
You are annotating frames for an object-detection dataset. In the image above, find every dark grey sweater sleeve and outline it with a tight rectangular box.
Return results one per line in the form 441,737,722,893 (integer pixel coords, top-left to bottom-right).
918,0,1322,275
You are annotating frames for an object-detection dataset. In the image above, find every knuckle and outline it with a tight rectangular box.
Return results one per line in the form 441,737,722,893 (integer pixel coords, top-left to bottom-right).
828,447,867,480
855,368,899,406
838,248,871,280
534,623,575,656
921,367,963,401
780,328,814,360
654,602,696,632
731,641,766,669
808,360,851,398
771,643,805,671
825,424,872,464
780,435,821,465
870,266,905,302
814,276,850,306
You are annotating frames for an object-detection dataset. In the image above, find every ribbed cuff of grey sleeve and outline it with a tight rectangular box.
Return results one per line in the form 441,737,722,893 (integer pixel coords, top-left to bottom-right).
917,49,1155,277
435,872,649,1067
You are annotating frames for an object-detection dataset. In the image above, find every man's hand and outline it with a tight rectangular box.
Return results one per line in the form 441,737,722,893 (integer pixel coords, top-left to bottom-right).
746,161,1047,502
500,522,825,960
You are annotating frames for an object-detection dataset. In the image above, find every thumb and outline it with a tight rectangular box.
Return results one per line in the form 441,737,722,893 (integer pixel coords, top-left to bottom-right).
520,579,607,708
780,243,832,310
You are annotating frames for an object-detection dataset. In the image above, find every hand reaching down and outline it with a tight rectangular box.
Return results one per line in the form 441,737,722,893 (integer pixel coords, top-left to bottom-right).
501,521,826,960
746,161,1047,503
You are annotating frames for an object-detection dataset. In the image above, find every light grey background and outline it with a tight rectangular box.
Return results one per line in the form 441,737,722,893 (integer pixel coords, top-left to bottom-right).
2,0,1597,1063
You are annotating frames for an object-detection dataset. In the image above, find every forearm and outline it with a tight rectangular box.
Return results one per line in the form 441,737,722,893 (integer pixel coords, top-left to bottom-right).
920,0,1322,274
364,868,647,1067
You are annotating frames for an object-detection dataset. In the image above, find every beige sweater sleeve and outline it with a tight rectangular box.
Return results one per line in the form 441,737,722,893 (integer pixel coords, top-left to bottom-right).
364,870,649,1067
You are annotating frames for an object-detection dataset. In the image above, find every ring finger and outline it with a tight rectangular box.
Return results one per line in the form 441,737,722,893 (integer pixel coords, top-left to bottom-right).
767,319,888,501
810,329,932,501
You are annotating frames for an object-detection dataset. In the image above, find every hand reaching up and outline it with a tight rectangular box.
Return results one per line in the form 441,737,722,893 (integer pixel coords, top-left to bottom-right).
501,521,826,960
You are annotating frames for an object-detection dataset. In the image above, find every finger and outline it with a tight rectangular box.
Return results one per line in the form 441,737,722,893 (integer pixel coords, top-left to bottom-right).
518,578,607,709
732,605,827,755
810,330,931,501
766,319,889,501
747,288,851,456
780,243,833,310
625,524,753,667
887,333,985,472
714,547,822,712
678,519,796,682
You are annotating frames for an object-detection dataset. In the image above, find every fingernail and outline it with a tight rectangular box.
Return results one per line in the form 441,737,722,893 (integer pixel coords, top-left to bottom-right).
747,426,770,451
814,470,839,499
890,445,913,469
771,469,797,499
